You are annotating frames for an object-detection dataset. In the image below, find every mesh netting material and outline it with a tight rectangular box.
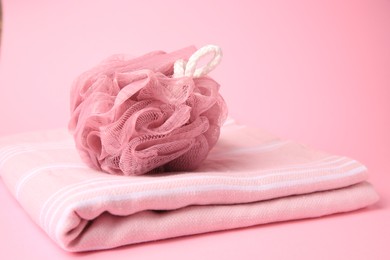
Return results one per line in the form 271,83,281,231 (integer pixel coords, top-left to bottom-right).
69,46,227,175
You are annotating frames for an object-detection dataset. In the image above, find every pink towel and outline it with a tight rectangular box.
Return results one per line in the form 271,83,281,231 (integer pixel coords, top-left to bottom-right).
0,120,378,252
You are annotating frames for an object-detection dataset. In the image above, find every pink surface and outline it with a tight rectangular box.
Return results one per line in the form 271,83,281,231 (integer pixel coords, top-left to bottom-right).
0,0,389,259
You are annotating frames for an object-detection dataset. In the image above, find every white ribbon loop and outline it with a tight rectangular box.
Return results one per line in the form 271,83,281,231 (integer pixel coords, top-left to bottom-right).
173,45,222,78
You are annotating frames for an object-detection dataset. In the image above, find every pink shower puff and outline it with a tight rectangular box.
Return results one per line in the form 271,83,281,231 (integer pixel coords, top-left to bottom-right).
69,46,227,176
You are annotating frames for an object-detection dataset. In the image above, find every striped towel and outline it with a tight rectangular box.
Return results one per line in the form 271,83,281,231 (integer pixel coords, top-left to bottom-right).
0,120,378,252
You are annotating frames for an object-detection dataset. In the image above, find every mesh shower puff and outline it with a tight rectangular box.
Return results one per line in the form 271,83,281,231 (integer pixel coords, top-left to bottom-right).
69,46,227,176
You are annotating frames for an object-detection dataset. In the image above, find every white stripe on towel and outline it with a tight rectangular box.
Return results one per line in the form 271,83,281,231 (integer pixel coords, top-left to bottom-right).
0,140,74,169
45,156,361,233
209,140,291,157
15,163,89,200
41,155,343,229
53,165,366,240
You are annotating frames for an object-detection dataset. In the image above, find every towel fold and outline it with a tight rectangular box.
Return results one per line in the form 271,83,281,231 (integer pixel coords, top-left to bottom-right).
0,120,378,252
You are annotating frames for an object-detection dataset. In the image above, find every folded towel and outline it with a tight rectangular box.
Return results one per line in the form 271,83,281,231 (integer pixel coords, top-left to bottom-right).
0,120,378,252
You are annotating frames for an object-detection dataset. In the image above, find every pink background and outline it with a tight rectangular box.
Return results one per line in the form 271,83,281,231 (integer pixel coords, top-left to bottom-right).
0,0,389,259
